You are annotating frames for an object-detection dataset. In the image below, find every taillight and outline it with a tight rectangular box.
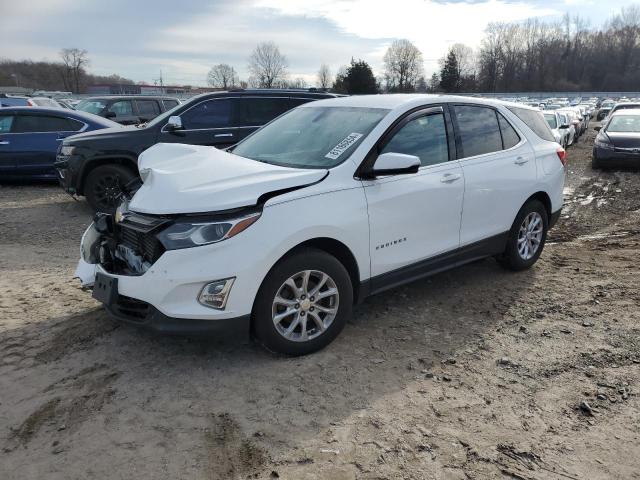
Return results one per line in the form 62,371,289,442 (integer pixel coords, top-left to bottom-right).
556,147,567,167
27,99,35,106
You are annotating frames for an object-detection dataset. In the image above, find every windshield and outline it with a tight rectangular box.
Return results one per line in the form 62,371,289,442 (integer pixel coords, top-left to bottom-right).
232,106,389,169
607,115,640,133
76,99,106,114
544,114,557,129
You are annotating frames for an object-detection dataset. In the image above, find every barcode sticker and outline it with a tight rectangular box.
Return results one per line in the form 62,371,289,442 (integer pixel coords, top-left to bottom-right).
325,133,363,160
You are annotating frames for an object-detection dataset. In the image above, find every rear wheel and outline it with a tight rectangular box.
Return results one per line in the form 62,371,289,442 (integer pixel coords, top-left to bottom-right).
84,164,137,213
497,200,548,271
253,249,353,356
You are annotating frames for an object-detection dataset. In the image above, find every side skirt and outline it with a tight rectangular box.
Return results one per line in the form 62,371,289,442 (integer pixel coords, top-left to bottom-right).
358,232,509,300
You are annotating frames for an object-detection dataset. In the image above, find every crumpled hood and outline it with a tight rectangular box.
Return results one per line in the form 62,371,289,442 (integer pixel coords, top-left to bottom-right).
129,143,328,214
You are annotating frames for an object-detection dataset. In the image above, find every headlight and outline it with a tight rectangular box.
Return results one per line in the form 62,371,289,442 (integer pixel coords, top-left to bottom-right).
157,212,261,250
594,137,614,150
60,145,76,156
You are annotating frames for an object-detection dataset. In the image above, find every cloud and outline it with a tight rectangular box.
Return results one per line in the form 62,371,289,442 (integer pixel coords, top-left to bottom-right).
0,0,627,85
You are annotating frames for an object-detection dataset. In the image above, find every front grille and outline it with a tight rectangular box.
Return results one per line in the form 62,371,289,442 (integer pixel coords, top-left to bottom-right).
115,212,169,265
119,226,163,263
111,295,151,322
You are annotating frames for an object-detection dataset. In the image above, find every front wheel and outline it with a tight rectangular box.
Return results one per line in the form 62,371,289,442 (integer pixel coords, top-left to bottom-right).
84,164,137,214
253,249,353,356
497,200,548,271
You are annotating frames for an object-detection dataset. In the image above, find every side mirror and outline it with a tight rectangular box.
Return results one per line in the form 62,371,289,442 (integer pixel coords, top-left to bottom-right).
166,115,183,131
594,126,601,132
105,111,116,119
371,152,420,177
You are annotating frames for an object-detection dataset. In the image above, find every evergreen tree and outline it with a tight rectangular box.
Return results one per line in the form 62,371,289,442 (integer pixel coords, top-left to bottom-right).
333,59,378,95
439,50,461,93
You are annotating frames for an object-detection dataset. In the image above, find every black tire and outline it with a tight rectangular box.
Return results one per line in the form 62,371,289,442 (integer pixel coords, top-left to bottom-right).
253,248,353,356
84,164,137,213
497,199,548,271
591,155,601,169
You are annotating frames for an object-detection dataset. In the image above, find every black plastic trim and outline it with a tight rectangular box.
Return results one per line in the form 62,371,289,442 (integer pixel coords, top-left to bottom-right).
360,232,509,298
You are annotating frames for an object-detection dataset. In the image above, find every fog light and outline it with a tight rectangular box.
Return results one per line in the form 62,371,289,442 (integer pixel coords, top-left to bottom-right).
198,278,235,309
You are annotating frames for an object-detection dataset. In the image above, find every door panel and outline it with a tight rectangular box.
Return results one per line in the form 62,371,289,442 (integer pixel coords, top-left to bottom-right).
364,108,464,278
453,105,537,245
365,162,465,277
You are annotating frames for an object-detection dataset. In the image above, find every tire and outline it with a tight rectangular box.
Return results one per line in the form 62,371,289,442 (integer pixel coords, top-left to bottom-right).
591,155,601,169
253,248,353,356
84,164,137,213
497,199,548,271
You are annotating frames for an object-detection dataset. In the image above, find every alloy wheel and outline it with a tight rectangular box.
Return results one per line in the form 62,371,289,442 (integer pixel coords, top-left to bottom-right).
272,270,339,342
517,212,543,260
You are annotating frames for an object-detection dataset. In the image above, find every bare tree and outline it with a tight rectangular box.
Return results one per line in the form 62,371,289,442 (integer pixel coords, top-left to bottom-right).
383,39,424,92
248,42,288,88
288,77,308,88
60,48,89,93
207,64,239,89
317,64,331,89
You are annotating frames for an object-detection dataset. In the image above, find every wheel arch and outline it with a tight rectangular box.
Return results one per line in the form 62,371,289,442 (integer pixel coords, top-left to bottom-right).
526,191,552,219
78,156,138,195
255,236,363,311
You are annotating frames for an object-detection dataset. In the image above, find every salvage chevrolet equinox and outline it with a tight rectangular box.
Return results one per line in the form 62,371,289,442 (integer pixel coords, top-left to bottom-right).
77,95,566,355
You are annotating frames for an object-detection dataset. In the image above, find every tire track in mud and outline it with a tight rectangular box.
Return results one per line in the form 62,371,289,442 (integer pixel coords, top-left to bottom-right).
5,363,120,452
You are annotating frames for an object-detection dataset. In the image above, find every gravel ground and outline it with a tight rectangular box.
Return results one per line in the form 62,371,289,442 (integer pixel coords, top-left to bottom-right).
1,126,639,480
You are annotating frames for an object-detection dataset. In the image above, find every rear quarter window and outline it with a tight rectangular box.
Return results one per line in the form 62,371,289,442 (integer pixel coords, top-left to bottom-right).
508,107,556,142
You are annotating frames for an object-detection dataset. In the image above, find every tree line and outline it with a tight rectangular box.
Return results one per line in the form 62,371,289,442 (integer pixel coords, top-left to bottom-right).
1,5,639,94
0,48,135,93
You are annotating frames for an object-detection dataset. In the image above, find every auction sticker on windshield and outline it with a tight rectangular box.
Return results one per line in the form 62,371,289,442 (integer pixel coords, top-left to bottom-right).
325,133,363,160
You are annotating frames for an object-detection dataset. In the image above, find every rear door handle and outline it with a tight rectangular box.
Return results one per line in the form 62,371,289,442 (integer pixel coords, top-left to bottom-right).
440,173,462,183
514,157,529,165
214,133,234,138
0,140,9,145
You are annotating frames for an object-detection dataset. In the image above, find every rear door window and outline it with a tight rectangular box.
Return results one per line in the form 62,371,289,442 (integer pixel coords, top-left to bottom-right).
107,100,134,116
181,98,232,129
162,99,179,110
0,115,14,133
12,115,83,133
381,113,449,167
508,106,556,142
235,97,291,127
136,100,161,116
453,105,503,158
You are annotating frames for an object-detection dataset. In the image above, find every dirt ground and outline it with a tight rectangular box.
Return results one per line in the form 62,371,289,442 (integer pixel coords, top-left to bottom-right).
1,125,639,480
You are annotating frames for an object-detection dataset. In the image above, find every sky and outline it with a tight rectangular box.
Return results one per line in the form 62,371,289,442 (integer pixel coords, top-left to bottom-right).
0,0,634,87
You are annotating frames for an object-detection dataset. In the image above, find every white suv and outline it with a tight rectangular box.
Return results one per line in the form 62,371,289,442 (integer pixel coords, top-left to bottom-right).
77,95,566,355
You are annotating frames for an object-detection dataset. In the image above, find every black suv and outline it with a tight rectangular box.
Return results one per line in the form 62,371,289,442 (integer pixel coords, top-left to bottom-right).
56,89,340,212
74,96,180,125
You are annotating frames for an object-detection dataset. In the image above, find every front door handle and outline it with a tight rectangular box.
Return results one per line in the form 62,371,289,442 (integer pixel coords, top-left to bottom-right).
0,140,9,145
514,157,529,165
440,173,462,183
214,133,234,138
